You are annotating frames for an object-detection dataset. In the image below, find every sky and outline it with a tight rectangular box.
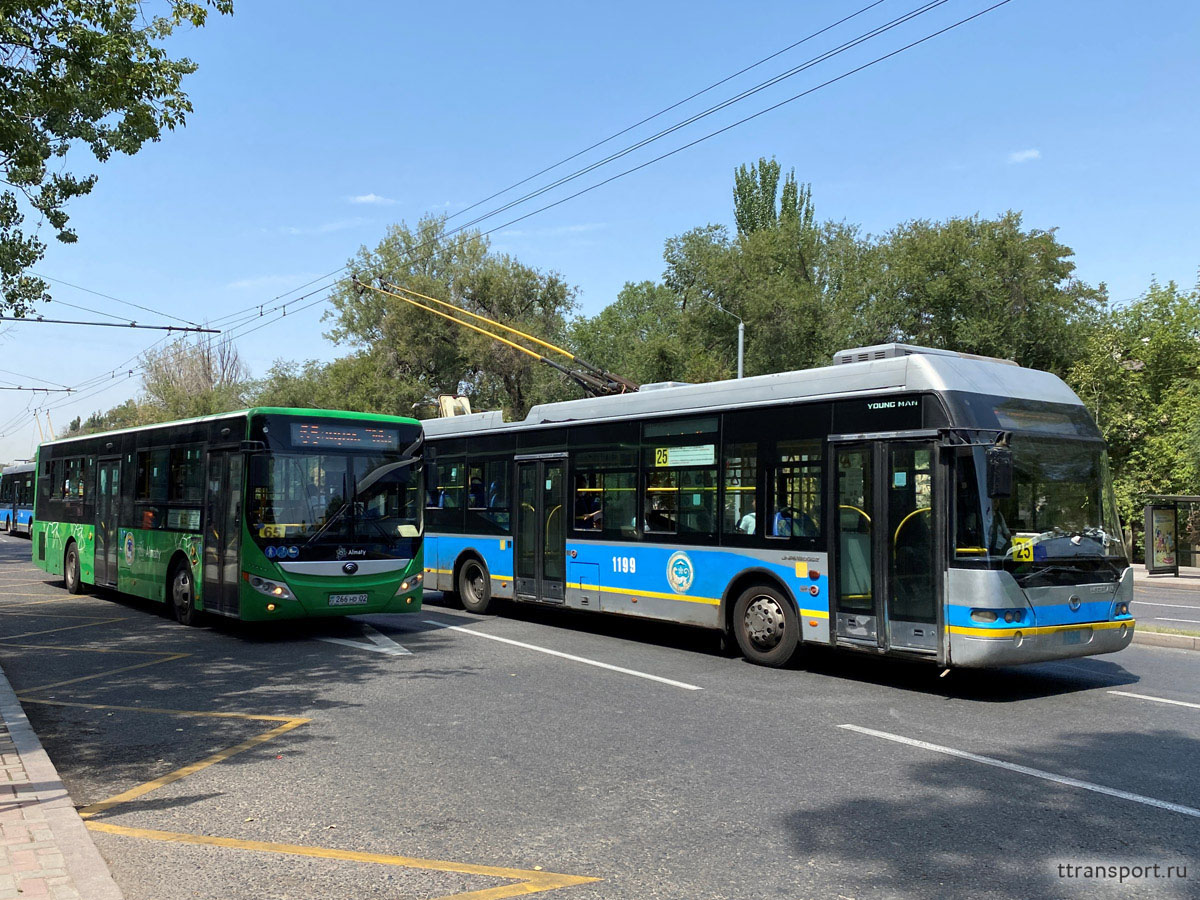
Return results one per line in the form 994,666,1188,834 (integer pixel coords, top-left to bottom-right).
2,0,1198,461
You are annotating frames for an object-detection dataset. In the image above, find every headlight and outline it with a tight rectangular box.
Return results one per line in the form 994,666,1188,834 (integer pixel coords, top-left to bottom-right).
247,574,295,601
395,572,423,595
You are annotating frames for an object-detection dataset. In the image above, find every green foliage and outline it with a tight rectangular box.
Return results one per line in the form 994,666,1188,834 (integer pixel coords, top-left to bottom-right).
324,213,579,419
860,212,1104,376
1067,281,1200,524
70,335,249,433
0,0,232,313
569,281,685,386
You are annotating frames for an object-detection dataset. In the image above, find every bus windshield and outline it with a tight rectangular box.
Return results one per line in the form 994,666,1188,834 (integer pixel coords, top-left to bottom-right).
955,436,1126,571
248,450,422,561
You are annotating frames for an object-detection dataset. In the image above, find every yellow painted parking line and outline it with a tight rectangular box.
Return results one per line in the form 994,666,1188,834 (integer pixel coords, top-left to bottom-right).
78,717,310,818
0,616,126,641
85,822,601,900
20,653,189,693
22,698,301,721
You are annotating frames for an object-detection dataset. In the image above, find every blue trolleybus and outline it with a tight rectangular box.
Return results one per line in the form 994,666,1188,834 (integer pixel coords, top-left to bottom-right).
422,343,1133,668
0,463,35,536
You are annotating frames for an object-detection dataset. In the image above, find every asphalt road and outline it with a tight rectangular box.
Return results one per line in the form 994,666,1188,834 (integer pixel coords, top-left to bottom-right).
0,533,1197,900
1133,574,1200,631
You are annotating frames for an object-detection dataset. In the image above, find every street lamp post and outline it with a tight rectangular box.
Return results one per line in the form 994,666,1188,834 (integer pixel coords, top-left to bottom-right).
687,296,744,378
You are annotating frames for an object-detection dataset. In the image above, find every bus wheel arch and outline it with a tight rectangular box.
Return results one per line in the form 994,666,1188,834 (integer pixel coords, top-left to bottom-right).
63,539,83,594
167,551,200,626
722,570,801,667
454,552,493,615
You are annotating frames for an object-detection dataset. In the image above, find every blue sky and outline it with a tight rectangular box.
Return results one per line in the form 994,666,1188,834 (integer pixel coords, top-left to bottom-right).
2,0,1198,460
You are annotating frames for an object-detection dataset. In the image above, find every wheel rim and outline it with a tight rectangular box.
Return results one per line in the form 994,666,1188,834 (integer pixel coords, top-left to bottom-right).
66,551,77,588
743,594,786,650
465,565,485,603
173,570,191,615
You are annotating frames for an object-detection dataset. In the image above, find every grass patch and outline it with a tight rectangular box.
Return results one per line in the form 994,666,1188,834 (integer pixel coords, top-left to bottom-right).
1137,625,1200,639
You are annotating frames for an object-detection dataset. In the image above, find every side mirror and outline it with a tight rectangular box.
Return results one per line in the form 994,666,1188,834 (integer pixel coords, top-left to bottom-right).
986,446,1013,498
248,455,268,486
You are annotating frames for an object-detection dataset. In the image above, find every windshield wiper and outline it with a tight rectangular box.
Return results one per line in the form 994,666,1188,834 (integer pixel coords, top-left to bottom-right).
304,455,421,548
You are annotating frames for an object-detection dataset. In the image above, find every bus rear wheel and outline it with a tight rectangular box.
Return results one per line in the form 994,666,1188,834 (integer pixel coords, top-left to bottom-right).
732,584,799,667
458,559,493,615
64,543,83,594
170,562,200,627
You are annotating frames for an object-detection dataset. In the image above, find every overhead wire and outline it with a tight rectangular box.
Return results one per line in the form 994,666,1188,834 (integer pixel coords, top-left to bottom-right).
4,0,1016,439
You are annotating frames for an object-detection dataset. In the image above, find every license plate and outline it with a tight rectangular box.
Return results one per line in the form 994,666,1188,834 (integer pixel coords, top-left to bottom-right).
329,593,370,607
1063,628,1089,645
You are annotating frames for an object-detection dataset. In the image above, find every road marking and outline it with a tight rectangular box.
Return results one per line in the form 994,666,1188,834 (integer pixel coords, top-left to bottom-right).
19,652,189,693
79,717,310,818
1109,691,1200,711
0,616,125,640
317,623,412,656
1134,601,1200,610
85,822,601,900
839,724,1200,819
424,619,702,691
1151,617,1200,624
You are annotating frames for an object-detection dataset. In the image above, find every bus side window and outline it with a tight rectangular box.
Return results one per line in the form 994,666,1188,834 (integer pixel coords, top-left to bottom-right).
767,440,822,541
723,442,758,536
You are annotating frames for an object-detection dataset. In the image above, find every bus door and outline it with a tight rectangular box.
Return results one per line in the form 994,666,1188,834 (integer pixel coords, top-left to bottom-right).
94,458,121,586
833,442,939,654
514,456,566,603
203,449,243,616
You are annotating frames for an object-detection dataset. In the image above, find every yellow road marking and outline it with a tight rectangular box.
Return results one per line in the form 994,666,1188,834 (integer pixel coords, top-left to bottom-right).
0,594,78,602
20,653,189,693
85,822,601,900
0,617,126,640
0,608,129,618
20,698,299,721
78,717,310,818
1,643,174,656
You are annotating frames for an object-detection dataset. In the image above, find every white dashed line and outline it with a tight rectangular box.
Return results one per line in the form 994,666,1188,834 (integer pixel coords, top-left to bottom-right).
1108,691,1200,711
423,619,702,691
839,723,1200,819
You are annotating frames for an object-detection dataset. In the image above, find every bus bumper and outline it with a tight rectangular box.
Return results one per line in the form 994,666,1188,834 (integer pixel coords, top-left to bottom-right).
948,619,1134,667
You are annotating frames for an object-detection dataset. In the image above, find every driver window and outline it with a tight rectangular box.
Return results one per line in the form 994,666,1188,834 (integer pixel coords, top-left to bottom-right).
767,440,822,541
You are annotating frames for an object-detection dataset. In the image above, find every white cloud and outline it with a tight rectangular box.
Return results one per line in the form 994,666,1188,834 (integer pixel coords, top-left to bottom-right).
347,193,396,205
1007,148,1041,164
280,218,369,236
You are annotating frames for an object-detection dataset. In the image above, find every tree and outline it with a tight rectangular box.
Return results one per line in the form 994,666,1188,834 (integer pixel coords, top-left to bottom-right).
141,334,250,419
1068,280,1200,528
569,281,685,386
863,212,1104,375
325,213,579,419
1,0,233,313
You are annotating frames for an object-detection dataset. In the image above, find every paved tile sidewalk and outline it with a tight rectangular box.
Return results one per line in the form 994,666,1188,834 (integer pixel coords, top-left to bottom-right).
0,668,123,900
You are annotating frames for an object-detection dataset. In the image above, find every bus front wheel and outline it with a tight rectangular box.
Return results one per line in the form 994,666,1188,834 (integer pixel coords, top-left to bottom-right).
64,543,83,594
170,562,200,627
458,559,493,615
732,584,799,667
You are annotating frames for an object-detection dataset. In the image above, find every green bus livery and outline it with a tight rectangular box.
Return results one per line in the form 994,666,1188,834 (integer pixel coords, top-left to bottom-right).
32,407,424,624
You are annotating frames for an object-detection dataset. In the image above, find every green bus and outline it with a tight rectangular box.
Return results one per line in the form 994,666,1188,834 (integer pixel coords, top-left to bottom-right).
32,408,424,624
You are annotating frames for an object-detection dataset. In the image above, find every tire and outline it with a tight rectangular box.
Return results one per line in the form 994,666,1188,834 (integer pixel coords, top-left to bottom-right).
170,561,200,626
732,583,799,667
457,558,493,615
64,543,83,594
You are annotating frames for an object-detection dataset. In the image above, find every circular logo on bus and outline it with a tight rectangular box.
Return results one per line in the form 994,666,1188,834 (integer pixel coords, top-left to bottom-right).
123,533,135,566
666,551,694,594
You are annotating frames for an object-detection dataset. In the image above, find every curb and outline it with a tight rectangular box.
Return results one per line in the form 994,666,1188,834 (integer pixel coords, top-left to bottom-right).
1131,630,1200,652
0,666,125,900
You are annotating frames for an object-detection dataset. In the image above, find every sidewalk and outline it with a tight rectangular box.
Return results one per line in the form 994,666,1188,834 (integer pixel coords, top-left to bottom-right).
0,666,123,900
1133,563,1200,588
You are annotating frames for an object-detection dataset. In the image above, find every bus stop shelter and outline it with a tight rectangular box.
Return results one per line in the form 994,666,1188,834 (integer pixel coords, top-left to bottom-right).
1144,495,1200,574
